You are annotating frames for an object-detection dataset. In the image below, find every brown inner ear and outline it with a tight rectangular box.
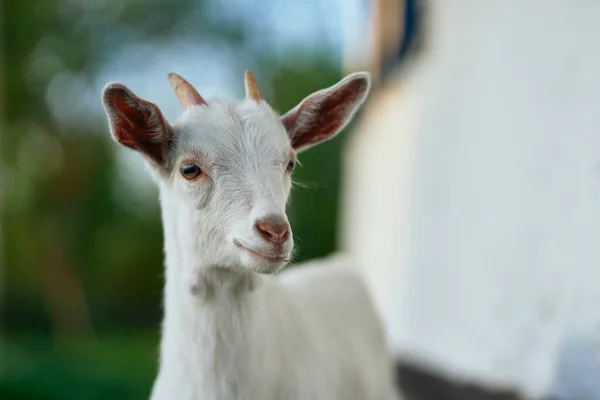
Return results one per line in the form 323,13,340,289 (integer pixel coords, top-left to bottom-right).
110,95,170,164
287,79,366,150
317,79,365,135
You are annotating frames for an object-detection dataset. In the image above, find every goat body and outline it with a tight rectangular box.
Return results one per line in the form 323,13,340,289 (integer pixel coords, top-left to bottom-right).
151,254,397,400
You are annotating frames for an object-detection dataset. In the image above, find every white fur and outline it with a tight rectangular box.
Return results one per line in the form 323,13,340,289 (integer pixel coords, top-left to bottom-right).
102,74,399,400
151,254,397,400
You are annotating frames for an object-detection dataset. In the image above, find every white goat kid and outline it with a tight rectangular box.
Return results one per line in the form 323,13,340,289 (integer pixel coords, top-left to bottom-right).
101,70,398,400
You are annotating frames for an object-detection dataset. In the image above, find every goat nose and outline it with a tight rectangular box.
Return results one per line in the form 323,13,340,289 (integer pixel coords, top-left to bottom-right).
255,215,290,244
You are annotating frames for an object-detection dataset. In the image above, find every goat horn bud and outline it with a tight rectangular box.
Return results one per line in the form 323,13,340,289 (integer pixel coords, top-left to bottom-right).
244,70,261,101
168,72,206,110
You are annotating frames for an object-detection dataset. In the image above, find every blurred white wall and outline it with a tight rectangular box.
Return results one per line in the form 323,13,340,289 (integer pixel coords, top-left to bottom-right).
341,1,600,398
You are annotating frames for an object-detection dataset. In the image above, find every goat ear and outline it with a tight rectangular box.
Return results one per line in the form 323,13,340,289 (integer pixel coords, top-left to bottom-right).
280,72,371,152
102,82,173,165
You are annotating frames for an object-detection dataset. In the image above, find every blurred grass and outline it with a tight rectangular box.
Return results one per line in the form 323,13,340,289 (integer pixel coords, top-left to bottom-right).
0,332,158,400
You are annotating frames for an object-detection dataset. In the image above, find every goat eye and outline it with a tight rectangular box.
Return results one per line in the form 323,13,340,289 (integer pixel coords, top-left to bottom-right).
180,163,202,180
287,160,296,172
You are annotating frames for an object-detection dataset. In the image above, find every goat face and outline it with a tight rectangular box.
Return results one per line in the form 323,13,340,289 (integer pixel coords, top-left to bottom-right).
169,100,295,273
101,71,370,274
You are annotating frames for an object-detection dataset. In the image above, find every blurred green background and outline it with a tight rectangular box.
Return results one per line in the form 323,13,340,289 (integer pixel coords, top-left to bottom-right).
0,0,367,398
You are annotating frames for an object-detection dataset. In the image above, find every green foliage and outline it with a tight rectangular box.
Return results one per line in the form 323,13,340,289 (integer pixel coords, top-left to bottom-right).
0,333,157,400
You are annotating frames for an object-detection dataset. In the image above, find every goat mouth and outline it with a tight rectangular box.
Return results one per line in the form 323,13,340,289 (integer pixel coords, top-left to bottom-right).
234,240,289,263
